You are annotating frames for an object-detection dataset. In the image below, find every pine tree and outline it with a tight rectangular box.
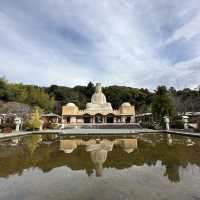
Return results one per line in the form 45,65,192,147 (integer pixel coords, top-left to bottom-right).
152,86,176,121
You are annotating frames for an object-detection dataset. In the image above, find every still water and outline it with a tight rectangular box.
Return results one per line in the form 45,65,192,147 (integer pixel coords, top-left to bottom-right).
0,133,200,200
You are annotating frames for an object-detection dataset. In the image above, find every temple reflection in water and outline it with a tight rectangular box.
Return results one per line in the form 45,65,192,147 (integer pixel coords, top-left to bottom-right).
60,138,137,176
0,133,200,183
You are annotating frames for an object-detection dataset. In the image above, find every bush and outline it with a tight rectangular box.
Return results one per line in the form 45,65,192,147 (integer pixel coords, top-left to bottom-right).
171,120,184,129
0,123,15,129
197,121,200,131
28,109,41,130
140,122,154,129
2,127,12,133
48,123,59,129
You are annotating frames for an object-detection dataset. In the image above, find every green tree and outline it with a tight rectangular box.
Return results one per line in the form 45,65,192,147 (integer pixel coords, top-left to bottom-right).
152,86,176,121
0,77,8,100
28,109,41,130
86,82,95,98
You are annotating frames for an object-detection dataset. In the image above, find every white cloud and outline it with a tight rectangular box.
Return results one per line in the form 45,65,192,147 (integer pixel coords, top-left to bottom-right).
0,0,200,89
165,12,200,44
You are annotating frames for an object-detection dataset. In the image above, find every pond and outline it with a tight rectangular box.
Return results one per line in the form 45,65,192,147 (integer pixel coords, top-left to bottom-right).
0,133,200,200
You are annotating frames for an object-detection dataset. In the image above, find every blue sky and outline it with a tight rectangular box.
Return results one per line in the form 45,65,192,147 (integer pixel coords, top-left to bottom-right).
0,0,200,89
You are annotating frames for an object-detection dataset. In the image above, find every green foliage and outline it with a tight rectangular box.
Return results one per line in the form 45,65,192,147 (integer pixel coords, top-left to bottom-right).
0,77,9,100
28,109,41,130
46,82,95,109
32,106,43,114
152,86,176,120
198,122,200,131
171,120,184,129
0,122,15,129
0,77,55,112
1,77,199,115
104,86,153,112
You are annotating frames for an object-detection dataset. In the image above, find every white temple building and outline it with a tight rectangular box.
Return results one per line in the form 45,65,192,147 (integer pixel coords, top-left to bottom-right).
62,83,135,124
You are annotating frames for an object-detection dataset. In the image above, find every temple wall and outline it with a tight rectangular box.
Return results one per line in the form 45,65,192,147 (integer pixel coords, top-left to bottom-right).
70,116,77,124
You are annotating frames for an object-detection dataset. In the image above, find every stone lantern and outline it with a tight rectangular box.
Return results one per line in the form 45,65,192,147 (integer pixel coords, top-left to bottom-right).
61,118,65,129
39,120,44,131
14,117,22,132
182,116,189,130
163,116,170,130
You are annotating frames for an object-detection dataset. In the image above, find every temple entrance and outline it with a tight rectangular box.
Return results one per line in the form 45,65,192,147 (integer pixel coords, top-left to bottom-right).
95,114,103,123
83,114,92,123
106,114,114,123
107,117,113,123
67,117,70,124
84,117,91,123
125,117,131,123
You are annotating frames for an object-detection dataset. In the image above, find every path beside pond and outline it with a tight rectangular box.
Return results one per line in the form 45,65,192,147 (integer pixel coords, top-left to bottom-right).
0,128,200,140
165,130,200,137
59,128,160,135
0,129,159,139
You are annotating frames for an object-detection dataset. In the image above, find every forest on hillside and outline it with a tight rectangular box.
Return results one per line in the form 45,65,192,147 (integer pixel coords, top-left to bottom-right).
0,77,200,115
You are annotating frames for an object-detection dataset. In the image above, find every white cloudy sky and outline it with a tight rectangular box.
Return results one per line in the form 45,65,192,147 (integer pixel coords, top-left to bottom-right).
0,0,200,89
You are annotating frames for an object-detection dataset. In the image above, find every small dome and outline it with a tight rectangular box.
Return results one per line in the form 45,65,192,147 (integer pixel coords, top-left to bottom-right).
66,103,76,107
121,102,131,107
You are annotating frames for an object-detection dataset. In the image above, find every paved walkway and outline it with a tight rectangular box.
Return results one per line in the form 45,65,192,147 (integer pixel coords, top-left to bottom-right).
59,128,160,135
0,128,200,140
0,128,159,139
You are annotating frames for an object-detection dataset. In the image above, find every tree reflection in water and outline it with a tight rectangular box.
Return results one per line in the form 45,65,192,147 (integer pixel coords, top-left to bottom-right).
0,133,200,182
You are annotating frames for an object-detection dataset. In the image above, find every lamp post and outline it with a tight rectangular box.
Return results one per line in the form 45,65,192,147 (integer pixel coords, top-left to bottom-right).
14,117,22,132
61,118,65,129
39,120,44,131
182,116,189,130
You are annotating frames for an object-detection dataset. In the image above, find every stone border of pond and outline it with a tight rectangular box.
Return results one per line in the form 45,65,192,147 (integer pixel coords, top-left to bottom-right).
0,128,200,140
164,130,200,138
59,128,159,135
0,131,32,140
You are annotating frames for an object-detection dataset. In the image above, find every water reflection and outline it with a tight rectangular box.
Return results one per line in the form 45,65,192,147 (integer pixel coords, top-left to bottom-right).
60,138,137,177
0,134,200,182
24,135,42,155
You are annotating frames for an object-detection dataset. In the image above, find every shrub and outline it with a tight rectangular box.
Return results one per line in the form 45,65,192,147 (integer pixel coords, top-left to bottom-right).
2,127,12,133
140,122,154,129
0,123,15,129
197,121,200,131
28,109,41,130
48,123,59,129
171,120,184,129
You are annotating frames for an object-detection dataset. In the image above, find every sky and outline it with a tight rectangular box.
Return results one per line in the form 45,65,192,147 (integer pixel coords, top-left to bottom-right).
0,0,200,89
